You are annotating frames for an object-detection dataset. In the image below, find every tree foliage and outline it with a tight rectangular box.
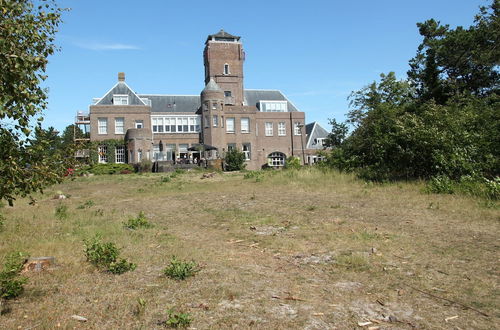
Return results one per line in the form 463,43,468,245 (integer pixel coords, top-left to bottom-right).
0,0,65,205
327,1,499,182
224,149,247,171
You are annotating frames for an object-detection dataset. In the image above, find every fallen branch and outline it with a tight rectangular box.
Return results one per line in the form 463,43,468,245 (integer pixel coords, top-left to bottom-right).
402,284,489,317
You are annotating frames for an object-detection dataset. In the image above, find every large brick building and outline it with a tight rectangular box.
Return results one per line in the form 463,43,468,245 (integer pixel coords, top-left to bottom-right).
87,30,321,170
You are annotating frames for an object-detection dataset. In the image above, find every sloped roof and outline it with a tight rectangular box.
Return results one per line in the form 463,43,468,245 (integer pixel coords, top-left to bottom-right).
244,90,300,112
95,81,147,106
202,79,222,93
207,29,240,42
306,121,329,149
138,94,200,113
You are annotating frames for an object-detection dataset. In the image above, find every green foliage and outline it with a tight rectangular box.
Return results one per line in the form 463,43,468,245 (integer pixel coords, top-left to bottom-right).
77,200,95,209
54,203,68,220
161,309,192,328
0,0,66,206
124,211,152,229
325,118,349,147
284,156,301,170
336,253,370,272
224,149,247,171
135,159,153,173
163,256,199,280
0,214,4,232
89,140,126,165
83,235,136,274
0,252,29,299
89,163,134,175
160,176,171,183
243,171,264,182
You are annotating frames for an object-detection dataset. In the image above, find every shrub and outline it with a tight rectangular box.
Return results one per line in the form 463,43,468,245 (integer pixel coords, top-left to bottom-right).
135,159,153,173
163,256,198,280
224,149,246,171
76,200,95,209
55,203,68,220
0,252,28,299
285,156,301,170
89,163,134,175
124,211,152,229
484,177,500,200
160,176,171,183
160,309,192,328
426,175,454,194
83,235,136,274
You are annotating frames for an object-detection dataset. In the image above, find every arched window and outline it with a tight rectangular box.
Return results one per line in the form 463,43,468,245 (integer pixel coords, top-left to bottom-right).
268,152,286,167
224,63,230,75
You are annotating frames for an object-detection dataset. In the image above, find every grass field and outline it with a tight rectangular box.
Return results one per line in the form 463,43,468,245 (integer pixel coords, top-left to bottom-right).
0,168,498,329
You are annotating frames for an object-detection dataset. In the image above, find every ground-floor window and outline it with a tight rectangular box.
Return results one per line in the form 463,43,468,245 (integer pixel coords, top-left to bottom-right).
115,146,125,163
242,143,251,160
98,145,107,163
268,152,285,167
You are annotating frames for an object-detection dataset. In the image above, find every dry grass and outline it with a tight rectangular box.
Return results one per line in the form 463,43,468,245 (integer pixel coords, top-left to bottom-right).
0,168,498,329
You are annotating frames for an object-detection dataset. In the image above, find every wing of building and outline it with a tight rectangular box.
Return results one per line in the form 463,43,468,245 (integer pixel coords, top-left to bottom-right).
84,30,319,170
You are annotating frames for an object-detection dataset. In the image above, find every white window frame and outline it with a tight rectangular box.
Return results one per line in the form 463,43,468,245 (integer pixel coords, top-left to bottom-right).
268,152,285,167
226,117,235,133
294,122,302,136
242,143,251,161
113,94,129,105
98,145,107,163
213,115,218,127
115,145,125,163
115,117,124,134
98,118,107,134
135,120,144,129
241,117,250,133
151,115,202,133
265,122,273,136
259,100,288,112
278,122,286,136
224,63,230,75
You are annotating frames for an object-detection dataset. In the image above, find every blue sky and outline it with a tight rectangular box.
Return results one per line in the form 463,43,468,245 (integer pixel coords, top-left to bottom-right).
43,0,488,132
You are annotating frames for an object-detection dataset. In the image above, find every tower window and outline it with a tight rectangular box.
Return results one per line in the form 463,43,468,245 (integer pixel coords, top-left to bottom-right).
224,64,230,75
224,91,232,97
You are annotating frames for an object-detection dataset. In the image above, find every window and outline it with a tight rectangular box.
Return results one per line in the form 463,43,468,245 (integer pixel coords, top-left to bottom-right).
294,122,302,135
153,116,201,133
203,102,208,111
140,98,151,106
260,101,288,112
212,102,217,110
114,118,124,134
224,91,232,97
265,122,273,136
212,115,218,127
278,122,286,136
268,152,285,167
135,120,144,129
153,144,161,161
152,117,164,133
98,145,107,163
226,117,235,133
224,63,230,75
113,95,128,105
241,117,249,133
204,115,209,128
227,143,236,151
115,146,125,163
315,138,325,146
98,118,107,134
166,144,175,161
242,143,251,160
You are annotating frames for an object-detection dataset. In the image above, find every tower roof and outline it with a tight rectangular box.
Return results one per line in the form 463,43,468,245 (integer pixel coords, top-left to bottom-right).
202,78,222,93
206,29,240,43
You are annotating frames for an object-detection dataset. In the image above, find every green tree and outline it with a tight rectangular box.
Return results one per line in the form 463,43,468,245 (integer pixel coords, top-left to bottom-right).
224,149,246,171
0,0,65,205
325,118,348,147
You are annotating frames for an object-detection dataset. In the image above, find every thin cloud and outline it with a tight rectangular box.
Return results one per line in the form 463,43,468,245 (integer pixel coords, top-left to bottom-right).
74,41,140,51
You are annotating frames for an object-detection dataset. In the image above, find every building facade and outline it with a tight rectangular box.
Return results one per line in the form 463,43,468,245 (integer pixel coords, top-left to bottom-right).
87,30,312,170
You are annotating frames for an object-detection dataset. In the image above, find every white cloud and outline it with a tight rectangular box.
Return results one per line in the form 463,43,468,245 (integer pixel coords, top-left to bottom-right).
74,42,140,51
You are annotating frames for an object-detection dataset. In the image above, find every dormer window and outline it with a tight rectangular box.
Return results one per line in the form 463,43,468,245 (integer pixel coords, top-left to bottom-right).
224,64,230,75
113,95,129,105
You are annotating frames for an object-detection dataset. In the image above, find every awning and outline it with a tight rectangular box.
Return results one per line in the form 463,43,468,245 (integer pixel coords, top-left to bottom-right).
188,144,217,151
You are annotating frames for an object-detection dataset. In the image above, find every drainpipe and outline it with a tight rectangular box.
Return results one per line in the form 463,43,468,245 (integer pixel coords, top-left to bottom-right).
289,112,294,157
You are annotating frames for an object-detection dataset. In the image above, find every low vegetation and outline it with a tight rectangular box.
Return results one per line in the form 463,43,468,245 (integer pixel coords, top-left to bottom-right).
123,211,153,230
83,235,136,274
0,252,28,300
163,256,199,280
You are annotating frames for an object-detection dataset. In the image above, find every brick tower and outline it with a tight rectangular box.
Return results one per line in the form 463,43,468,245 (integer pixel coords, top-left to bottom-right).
203,29,245,106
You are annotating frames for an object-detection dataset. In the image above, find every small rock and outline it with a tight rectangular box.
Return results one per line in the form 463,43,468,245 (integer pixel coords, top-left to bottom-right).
370,247,377,254
71,315,87,322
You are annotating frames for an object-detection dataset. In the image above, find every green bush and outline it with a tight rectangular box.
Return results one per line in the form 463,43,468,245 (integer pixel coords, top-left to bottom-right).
135,159,153,173
1,252,28,299
484,177,500,200
161,309,192,328
89,163,134,175
284,156,301,170
163,256,198,280
224,149,246,171
83,235,136,274
124,211,152,229
425,175,454,194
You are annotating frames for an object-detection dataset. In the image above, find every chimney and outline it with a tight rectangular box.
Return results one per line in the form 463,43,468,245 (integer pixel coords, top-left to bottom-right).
118,72,125,82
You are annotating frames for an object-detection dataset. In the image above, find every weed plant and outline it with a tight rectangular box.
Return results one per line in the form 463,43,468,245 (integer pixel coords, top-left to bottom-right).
163,256,198,280
55,204,68,220
160,309,192,328
84,235,136,274
77,200,95,209
124,211,152,229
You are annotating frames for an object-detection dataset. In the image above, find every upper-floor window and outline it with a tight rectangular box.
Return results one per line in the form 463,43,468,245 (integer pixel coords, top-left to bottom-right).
315,138,326,146
260,101,288,112
135,120,144,129
265,122,273,136
226,117,235,133
224,63,230,75
113,94,129,105
152,117,164,133
294,122,302,136
212,115,218,127
115,117,124,134
212,102,218,110
278,122,286,136
241,118,249,133
204,115,209,128
224,91,232,97
98,118,107,134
